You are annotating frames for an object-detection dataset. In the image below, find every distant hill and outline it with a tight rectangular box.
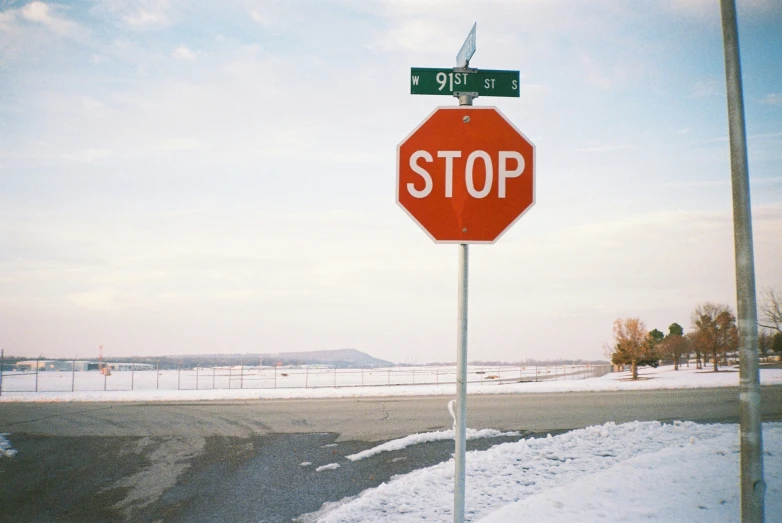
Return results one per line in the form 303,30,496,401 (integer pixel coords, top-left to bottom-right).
122,349,393,369
262,349,393,368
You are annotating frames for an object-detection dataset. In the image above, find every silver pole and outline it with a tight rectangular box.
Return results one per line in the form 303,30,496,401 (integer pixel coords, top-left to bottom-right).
453,89,474,523
455,243,469,523
719,1,765,520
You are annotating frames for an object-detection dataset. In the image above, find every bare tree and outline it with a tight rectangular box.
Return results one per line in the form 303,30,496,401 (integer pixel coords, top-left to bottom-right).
759,287,782,334
660,322,689,370
758,330,773,361
690,303,739,372
610,318,658,380
686,332,702,369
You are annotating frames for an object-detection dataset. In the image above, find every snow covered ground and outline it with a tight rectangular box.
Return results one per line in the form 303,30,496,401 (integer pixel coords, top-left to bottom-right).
1,363,780,403
0,433,17,458
301,421,782,523
2,365,780,521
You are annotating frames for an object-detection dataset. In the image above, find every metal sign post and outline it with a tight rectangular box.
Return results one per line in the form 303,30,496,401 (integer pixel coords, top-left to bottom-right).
719,0,765,521
453,90,474,523
454,241,469,522
399,24,535,523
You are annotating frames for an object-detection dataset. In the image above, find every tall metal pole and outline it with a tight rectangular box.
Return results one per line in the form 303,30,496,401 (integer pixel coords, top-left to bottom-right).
454,91,473,523
454,242,469,523
719,1,765,521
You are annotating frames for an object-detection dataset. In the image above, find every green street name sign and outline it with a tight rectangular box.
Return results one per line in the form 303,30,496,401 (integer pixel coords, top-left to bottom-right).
410,67,520,98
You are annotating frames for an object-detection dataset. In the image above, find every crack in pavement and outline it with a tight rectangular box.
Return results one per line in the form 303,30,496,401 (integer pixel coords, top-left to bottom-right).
2,405,117,427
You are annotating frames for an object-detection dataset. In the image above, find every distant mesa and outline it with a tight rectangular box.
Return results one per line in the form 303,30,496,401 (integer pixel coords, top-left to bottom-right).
121,348,396,370
3,349,394,371
258,349,394,369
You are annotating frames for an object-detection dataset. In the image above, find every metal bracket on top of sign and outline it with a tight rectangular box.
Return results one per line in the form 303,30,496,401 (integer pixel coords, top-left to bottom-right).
453,91,479,99
453,67,478,99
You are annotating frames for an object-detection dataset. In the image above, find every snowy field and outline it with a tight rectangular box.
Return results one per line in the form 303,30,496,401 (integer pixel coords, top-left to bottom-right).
0,363,780,402
0,363,606,397
299,421,782,523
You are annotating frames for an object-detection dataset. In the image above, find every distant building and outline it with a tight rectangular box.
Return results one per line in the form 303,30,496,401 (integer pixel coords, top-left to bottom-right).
15,360,74,372
14,360,153,372
108,362,154,372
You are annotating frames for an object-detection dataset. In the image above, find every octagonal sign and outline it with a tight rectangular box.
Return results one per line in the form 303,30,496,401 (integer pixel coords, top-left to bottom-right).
397,106,535,243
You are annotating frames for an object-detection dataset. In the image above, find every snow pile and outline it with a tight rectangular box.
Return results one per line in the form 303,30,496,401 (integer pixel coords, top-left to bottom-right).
316,463,341,472
0,433,17,458
303,422,782,523
346,429,519,462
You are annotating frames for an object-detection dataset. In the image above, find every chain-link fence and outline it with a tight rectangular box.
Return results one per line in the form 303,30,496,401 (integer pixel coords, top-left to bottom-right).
0,357,611,395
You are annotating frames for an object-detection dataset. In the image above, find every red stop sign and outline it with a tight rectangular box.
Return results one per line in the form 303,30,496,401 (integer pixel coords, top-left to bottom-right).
397,106,535,243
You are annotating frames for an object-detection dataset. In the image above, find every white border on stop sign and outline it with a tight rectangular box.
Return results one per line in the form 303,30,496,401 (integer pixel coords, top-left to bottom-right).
395,105,536,244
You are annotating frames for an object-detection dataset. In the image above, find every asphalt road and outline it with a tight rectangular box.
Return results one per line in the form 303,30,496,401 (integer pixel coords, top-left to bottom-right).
1,387,781,522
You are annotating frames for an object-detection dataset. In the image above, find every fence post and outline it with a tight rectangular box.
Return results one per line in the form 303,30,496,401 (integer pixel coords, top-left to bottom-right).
305,366,309,389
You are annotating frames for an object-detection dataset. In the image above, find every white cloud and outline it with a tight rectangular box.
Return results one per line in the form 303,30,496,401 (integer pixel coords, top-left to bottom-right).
691,78,720,98
63,148,112,163
172,45,196,60
153,137,200,152
669,0,778,17
370,19,456,54
0,1,85,38
574,143,634,153
98,0,172,29
250,10,276,26
762,93,782,106
576,50,613,90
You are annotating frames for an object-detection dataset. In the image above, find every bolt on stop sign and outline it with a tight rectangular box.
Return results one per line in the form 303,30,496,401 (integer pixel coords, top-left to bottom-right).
397,106,535,243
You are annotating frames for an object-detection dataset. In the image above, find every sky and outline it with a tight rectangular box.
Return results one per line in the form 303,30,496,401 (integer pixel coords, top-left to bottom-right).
0,0,780,363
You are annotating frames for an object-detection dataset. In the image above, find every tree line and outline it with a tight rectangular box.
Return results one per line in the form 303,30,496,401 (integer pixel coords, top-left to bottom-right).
609,287,782,380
